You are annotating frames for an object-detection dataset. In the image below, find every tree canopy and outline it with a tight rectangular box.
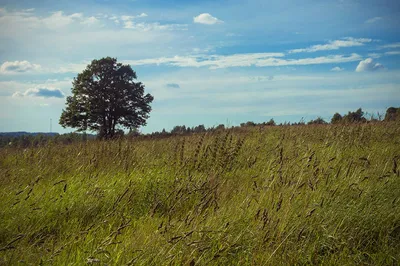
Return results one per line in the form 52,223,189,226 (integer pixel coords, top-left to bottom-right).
59,57,154,139
308,117,327,125
331,113,343,124
384,107,400,121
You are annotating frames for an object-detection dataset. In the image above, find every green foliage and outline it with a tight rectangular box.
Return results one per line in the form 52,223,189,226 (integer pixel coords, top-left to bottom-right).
193,124,207,133
261,118,276,126
59,57,154,139
308,117,327,125
214,124,225,131
331,112,343,124
171,125,188,134
1,123,399,265
240,121,257,127
330,108,367,124
343,108,367,123
384,107,400,122
0,133,95,148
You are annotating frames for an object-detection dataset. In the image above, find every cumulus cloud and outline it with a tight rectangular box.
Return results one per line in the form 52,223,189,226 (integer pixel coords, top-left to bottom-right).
331,66,344,71
166,83,180,89
355,58,384,72
81,16,99,26
42,11,81,29
125,53,361,69
289,37,372,53
0,8,102,33
121,15,134,21
69,13,83,19
193,13,223,25
12,87,65,98
365,17,382,23
137,13,148,18
0,60,41,74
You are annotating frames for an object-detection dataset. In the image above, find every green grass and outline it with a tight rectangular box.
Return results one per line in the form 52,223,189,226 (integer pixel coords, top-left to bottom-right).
1,123,400,265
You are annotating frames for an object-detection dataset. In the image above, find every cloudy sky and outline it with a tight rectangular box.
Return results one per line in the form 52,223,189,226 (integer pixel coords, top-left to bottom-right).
0,0,399,133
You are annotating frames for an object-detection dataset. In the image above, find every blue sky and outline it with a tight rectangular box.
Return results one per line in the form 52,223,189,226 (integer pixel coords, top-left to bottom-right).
0,0,399,133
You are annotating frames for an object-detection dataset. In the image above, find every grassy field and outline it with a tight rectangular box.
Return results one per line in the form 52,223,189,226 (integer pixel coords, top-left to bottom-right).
1,123,400,265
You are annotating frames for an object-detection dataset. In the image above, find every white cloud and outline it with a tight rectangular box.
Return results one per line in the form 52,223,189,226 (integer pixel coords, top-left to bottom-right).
70,13,83,19
289,37,372,53
22,8,35,12
126,53,284,68
0,60,90,75
0,79,72,96
125,53,361,69
331,66,344,71
193,13,223,25
385,51,400,55
121,15,134,21
121,13,147,21
365,17,382,23
42,11,80,29
0,8,102,33
0,7,186,62
81,16,99,26
123,21,187,31
54,62,89,73
380,43,400,49
120,13,186,31
355,58,384,72
368,53,381,58
121,13,153,29
0,60,41,74
12,87,65,98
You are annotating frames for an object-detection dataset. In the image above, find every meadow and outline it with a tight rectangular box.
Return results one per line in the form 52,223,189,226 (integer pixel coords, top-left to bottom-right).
1,123,399,265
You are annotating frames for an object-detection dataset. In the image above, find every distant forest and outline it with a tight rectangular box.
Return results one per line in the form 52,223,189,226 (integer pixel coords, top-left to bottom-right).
1,107,399,148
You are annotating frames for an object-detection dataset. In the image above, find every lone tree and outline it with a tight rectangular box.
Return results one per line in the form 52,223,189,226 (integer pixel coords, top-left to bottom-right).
59,57,154,139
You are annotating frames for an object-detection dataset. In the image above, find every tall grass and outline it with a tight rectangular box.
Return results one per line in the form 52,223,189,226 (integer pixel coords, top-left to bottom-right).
1,123,399,265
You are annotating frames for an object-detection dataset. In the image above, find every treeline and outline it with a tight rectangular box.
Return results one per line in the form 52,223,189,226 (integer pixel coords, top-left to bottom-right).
1,107,399,148
0,133,95,148
145,107,399,137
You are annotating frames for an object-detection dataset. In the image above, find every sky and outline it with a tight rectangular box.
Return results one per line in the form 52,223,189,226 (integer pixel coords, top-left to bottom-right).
0,0,399,134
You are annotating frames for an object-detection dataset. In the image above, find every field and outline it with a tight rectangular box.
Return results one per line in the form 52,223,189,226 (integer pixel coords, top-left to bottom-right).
1,123,400,265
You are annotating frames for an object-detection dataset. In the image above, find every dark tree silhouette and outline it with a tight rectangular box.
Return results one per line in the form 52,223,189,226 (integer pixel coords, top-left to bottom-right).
59,57,153,139
331,113,343,124
263,119,276,126
384,107,400,121
193,124,207,133
240,121,257,127
171,125,187,134
214,124,225,131
308,117,327,125
343,108,366,123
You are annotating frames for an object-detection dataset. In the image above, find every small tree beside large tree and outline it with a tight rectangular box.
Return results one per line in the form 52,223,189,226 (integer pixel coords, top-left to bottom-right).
60,57,154,139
